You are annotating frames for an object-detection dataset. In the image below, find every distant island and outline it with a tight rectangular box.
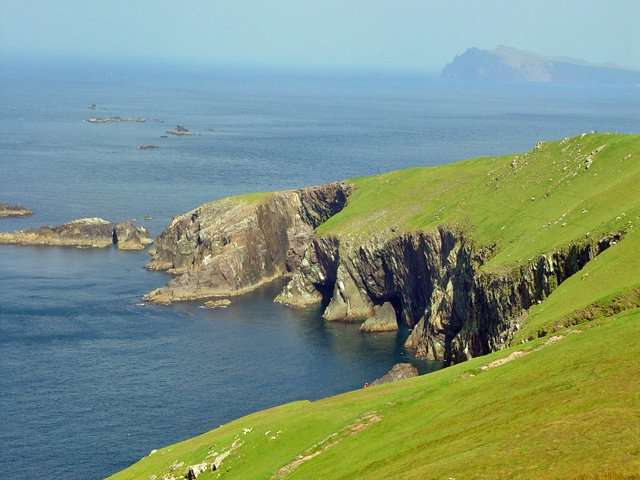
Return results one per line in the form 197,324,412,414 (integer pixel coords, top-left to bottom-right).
442,45,640,85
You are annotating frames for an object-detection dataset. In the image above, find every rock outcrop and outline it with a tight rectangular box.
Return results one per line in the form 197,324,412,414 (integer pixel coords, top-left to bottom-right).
145,177,621,365
143,183,351,304
370,363,419,386
0,218,152,250
166,125,192,136
360,302,398,332
0,203,32,217
114,221,154,250
203,299,231,309
279,227,622,365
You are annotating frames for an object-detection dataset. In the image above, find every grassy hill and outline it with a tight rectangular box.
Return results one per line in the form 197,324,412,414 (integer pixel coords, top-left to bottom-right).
319,132,640,271
109,133,640,480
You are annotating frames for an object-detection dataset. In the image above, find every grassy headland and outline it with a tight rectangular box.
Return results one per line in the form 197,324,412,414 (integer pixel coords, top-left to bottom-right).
110,133,640,479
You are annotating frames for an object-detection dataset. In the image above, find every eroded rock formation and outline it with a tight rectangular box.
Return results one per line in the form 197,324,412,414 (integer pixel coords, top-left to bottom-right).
146,179,621,365
143,183,351,304
0,217,152,250
281,227,621,364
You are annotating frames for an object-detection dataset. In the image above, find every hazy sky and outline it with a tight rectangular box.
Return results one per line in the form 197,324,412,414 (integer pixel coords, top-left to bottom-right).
1,0,639,72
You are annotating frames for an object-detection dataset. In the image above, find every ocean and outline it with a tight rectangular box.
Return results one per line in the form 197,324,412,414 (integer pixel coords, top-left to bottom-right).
1,62,638,479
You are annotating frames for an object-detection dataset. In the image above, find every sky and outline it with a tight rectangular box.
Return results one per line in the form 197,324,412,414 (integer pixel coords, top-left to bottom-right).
1,0,639,72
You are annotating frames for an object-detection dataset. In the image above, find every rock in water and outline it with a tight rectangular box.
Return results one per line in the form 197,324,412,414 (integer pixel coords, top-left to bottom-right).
143,182,350,304
114,221,154,250
166,124,192,136
360,302,399,332
203,299,231,309
138,144,159,150
0,203,32,217
371,363,419,386
0,218,152,250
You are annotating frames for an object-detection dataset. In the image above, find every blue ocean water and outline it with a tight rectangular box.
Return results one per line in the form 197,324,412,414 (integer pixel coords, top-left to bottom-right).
1,64,638,479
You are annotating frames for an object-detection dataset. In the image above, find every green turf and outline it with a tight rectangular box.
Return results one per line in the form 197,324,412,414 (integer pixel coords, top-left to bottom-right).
108,309,640,480
318,132,640,271
109,133,640,480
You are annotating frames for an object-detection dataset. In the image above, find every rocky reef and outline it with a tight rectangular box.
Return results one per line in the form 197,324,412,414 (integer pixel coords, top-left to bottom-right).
0,203,32,217
0,217,152,250
143,183,351,304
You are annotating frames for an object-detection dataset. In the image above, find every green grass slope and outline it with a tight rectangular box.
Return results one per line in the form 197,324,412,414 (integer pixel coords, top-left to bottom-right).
318,132,640,271
110,134,640,480
109,311,640,479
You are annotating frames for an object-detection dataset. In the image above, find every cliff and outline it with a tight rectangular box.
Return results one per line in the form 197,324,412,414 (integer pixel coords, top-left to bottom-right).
111,133,640,480
145,132,639,364
144,183,351,304
0,218,152,250
442,45,640,85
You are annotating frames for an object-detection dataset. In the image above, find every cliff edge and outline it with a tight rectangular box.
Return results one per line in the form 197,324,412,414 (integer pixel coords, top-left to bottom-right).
145,132,639,365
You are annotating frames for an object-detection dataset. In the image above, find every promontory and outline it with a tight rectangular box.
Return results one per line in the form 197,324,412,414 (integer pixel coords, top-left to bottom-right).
110,132,640,480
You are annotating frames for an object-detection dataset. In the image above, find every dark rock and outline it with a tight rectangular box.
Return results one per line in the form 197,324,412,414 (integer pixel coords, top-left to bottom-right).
138,144,159,150
281,227,622,365
371,363,419,385
166,124,192,136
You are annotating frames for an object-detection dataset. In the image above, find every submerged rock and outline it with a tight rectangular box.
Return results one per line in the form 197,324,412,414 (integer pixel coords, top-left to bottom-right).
371,363,419,386
0,203,32,217
138,144,159,150
0,217,152,250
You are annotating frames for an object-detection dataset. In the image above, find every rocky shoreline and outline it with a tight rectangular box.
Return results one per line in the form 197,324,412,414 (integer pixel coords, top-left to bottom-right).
143,183,350,304
0,203,32,218
144,178,622,366
0,217,152,250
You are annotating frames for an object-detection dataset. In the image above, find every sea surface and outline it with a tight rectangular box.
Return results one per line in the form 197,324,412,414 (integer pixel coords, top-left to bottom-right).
1,62,639,479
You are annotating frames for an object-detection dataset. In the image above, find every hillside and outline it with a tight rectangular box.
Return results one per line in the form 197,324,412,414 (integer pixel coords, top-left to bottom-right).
441,46,640,85
109,133,640,479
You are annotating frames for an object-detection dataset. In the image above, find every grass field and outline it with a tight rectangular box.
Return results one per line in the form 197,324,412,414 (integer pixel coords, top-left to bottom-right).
318,132,640,271
110,133,640,480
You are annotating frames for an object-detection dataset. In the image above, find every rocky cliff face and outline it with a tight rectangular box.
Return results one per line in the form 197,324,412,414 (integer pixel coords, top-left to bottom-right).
144,183,350,304
0,218,151,250
145,178,621,366
277,227,622,365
